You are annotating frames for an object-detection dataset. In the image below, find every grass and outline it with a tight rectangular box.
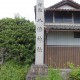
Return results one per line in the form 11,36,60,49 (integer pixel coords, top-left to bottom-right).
0,60,29,80
36,68,62,80
0,61,62,80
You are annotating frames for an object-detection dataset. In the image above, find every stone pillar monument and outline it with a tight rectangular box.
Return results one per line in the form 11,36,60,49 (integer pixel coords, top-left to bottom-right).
35,0,44,65
26,0,48,79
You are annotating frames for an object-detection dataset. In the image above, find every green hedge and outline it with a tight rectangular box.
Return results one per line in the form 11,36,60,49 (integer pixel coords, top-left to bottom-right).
0,17,35,64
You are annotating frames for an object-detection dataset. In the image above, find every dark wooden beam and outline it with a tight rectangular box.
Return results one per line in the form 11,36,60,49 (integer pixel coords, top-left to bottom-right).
45,29,80,32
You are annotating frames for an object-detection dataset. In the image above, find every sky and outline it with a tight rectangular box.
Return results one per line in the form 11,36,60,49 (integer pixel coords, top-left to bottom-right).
0,0,80,22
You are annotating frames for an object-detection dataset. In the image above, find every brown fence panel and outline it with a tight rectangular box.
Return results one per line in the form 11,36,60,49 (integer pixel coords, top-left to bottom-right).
45,45,80,68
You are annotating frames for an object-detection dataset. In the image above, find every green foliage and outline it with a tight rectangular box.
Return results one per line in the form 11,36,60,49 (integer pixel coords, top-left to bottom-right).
69,64,80,80
0,60,29,80
0,17,35,64
48,68,62,80
36,76,47,80
36,68,62,80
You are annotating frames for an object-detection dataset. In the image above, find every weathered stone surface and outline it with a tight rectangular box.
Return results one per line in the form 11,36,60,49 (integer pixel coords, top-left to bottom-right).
26,64,48,80
26,65,72,80
60,69,71,80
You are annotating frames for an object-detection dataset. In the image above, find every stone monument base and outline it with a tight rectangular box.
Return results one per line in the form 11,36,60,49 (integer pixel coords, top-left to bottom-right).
26,65,71,80
26,64,48,80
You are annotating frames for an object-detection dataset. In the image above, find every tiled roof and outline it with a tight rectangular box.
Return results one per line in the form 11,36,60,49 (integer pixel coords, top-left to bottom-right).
45,24,80,30
46,0,80,11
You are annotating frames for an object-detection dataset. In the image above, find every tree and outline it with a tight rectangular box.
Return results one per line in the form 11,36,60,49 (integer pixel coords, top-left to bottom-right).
0,17,35,64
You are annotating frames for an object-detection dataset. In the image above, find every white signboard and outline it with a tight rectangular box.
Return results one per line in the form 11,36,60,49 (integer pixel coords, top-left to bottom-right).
35,0,44,65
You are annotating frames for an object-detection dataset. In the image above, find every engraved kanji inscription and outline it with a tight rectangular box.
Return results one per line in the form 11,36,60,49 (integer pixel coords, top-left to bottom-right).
37,19,43,22
37,27,43,32
37,47,42,52
38,3,42,7
37,36,42,42
38,8,42,12
35,0,44,64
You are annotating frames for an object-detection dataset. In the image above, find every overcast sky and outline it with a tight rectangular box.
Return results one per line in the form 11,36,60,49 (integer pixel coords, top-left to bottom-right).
0,0,80,22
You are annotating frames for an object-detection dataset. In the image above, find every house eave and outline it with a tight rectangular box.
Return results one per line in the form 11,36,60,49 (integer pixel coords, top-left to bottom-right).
45,9,80,12
45,23,80,32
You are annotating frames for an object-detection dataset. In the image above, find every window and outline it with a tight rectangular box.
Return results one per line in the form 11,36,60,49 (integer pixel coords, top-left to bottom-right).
63,13,72,22
55,13,63,23
55,12,72,23
45,12,53,23
74,32,80,38
74,13,80,23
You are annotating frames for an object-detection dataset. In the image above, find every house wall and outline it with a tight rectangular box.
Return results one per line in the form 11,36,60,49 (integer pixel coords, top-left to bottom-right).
45,45,80,68
45,31,80,68
47,31,80,45
57,4,75,9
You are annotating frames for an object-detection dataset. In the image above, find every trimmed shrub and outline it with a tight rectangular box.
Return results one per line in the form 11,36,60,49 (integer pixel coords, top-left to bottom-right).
0,17,35,64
